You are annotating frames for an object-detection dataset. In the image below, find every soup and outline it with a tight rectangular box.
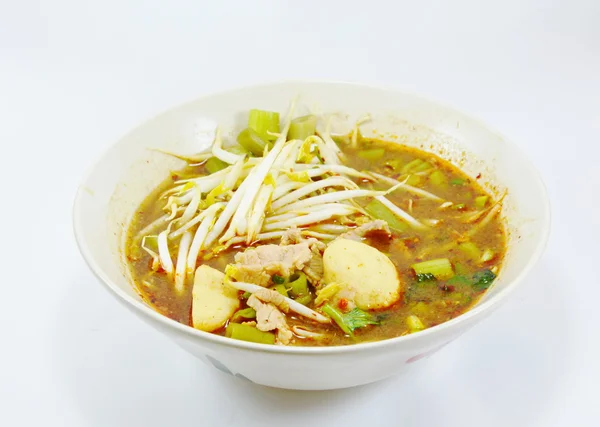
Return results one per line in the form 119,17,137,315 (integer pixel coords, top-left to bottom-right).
125,104,506,346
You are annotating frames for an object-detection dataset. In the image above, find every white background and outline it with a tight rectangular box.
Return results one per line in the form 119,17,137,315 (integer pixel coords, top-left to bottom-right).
1,1,599,426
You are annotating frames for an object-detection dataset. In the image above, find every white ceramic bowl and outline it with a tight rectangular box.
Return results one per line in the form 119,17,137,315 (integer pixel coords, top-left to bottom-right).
73,81,550,390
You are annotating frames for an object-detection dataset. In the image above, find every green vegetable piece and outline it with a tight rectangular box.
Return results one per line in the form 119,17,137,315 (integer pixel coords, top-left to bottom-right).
406,315,425,333
322,304,352,335
272,284,288,297
412,258,455,280
481,249,495,262
331,134,349,146
405,174,422,186
341,308,380,333
454,262,468,275
314,282,342,306
474,195,489,209
413,161,433,172
450,178,466,186
288,272,309,298
322,304,380,336
447,275,470,285
472,269,496,290
237,128,270,156
141,235,159,253
231,307,257,323
429,170,447,186
205,157,228,174
248,109,280,141
272,274,286,285
241,291,252,299
401,158,424,174
384,159,402,171
294,294,313,306
448,269,496,290
288,115,317,140
416,273,437,282
453,203,466,210
225,323,275,344
411,302,432,317
449,292,472,305
358,148,385,161
458,242,482,260
365,199,408,233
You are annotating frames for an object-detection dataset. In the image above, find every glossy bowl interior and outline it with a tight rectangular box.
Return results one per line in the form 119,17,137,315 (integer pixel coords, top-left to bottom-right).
73,81,550,390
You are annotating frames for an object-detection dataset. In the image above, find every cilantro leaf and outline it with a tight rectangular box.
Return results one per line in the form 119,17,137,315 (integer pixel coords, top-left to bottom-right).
472,269,496,290
416,273,437,282
322,305,380,336
342,308,380,332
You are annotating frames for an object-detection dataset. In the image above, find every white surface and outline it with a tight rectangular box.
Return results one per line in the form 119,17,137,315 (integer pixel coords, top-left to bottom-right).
1,0,598,425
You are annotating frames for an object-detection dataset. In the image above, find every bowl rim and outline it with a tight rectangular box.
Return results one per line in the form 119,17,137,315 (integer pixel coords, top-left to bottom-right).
73,79,551,355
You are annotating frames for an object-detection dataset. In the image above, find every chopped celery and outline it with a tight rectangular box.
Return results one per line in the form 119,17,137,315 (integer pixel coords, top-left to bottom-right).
248,109,280,141
288,272,309,298
295,294,313,306
205,157,228,174
453,203,466,210
401,158,424,174
237,128,270,156
358,148,385,161
141,235,159,253
412,258,454,280
225,323,275,344
450,178,466,186
272,284,288,297
406,315,425,333
231,307,256,323
241,291,252,299
405,174,422,186
481,249,496,262
288,115,317,140
458,242,482,260
429,170,447,186
411,302,432,317
331,134,349,146
314,282,342,306
365,199,408,233
475,195,489,209
384,159,402,171
413,161,433,172
272,274,286,285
